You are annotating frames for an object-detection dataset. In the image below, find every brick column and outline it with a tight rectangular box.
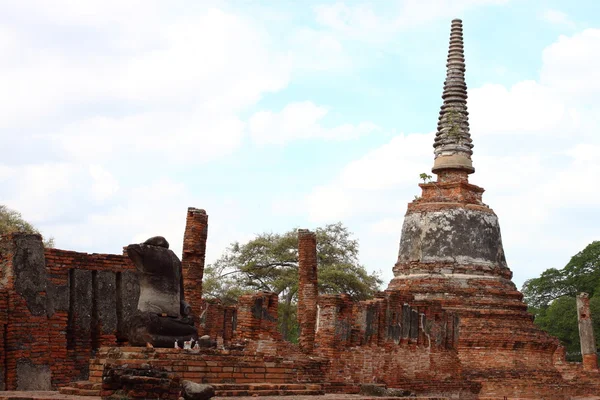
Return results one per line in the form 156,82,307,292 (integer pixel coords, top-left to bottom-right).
298,229,318,353
577,292,598,371
181,207,208,320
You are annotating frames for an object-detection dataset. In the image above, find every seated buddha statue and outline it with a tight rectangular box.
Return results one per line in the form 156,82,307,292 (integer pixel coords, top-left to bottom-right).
125,236,197,347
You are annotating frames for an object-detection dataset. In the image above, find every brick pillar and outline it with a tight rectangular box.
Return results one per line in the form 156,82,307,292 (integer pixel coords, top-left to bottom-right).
577,292,598,371
181,207,208,320
297,229,318,353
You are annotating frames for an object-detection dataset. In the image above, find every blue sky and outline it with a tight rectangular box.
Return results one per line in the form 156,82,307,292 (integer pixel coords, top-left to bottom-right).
1,0,600,289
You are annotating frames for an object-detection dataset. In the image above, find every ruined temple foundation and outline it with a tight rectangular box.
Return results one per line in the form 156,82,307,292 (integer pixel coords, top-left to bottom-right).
3,18,600,400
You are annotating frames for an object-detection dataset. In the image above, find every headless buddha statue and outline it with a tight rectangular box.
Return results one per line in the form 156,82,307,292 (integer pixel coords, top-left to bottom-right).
125,236,197,347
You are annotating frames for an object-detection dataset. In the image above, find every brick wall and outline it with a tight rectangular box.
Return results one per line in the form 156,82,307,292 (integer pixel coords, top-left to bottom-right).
315,292,456,355
0,233,138,389
45,248,136,384
198,300,237,344
236,292,280,341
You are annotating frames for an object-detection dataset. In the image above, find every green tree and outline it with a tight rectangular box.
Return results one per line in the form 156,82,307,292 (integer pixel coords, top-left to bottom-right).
522,241,600,360
523,241,600,307
534,297,579,355
204,222,383,341
0,205,55,247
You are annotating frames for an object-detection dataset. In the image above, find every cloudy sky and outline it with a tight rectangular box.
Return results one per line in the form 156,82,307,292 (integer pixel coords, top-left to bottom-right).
1,0,599,289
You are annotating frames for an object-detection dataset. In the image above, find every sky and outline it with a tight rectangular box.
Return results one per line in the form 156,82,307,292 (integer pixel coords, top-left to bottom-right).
1,0,599,290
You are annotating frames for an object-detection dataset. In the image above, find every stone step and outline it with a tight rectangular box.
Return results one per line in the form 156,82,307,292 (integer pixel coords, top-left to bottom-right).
0,392,448,400
214,389,324,397
57,383,324,398
0,391,100,400
212,383,323,391
91,357,295,368
57,387,100,397
212,383,324,397
87,358,297,385
68,382,102,391
91,355,290,366
94,348,288,362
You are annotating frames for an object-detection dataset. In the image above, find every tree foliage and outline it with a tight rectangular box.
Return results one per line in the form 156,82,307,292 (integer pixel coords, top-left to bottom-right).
204,222,383,341
0,205,54,247
533,297,579,354
522,241,600,359
523,241,600,308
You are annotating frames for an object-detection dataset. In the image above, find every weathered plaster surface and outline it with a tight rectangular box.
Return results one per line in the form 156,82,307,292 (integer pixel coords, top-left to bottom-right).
16,359,51,390
397,208,507,268
12,235,49,316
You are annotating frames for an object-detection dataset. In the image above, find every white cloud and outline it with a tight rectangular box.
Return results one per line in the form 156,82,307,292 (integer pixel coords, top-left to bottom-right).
0,4,291,165
249,101,380,145
541,29,600,100
540,9,576,29
469,81,568,135
338,133,433,190
2,163,82,224
56,110,245,166
89,165,119,202
303,132,431,224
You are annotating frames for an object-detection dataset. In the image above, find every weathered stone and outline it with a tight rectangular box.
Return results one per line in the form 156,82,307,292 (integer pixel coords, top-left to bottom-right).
125,236,196,347
432,19,474,174
126,240,182,317
358,384,413,397
396,208,508,268
358,384,387,397
195,335,216,348
102,363,180,400
181,380,215,400
11,234,49,316
144,236,170,248
95,271,117,335
116,270,140,341
16,359,51,390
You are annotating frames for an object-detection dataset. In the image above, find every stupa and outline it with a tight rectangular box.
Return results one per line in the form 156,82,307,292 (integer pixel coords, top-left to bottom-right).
387,18,568,397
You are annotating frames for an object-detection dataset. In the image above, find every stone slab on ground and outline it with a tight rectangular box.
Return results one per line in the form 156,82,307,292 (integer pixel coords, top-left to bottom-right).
0,392,448,400
0,392,100,400
212,397,447,400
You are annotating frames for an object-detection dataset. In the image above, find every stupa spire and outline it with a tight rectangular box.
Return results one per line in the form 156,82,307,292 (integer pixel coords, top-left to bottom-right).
432,18,474,175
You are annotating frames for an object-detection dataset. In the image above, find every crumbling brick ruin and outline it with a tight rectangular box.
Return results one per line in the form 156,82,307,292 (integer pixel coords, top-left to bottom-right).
2,18,600,400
